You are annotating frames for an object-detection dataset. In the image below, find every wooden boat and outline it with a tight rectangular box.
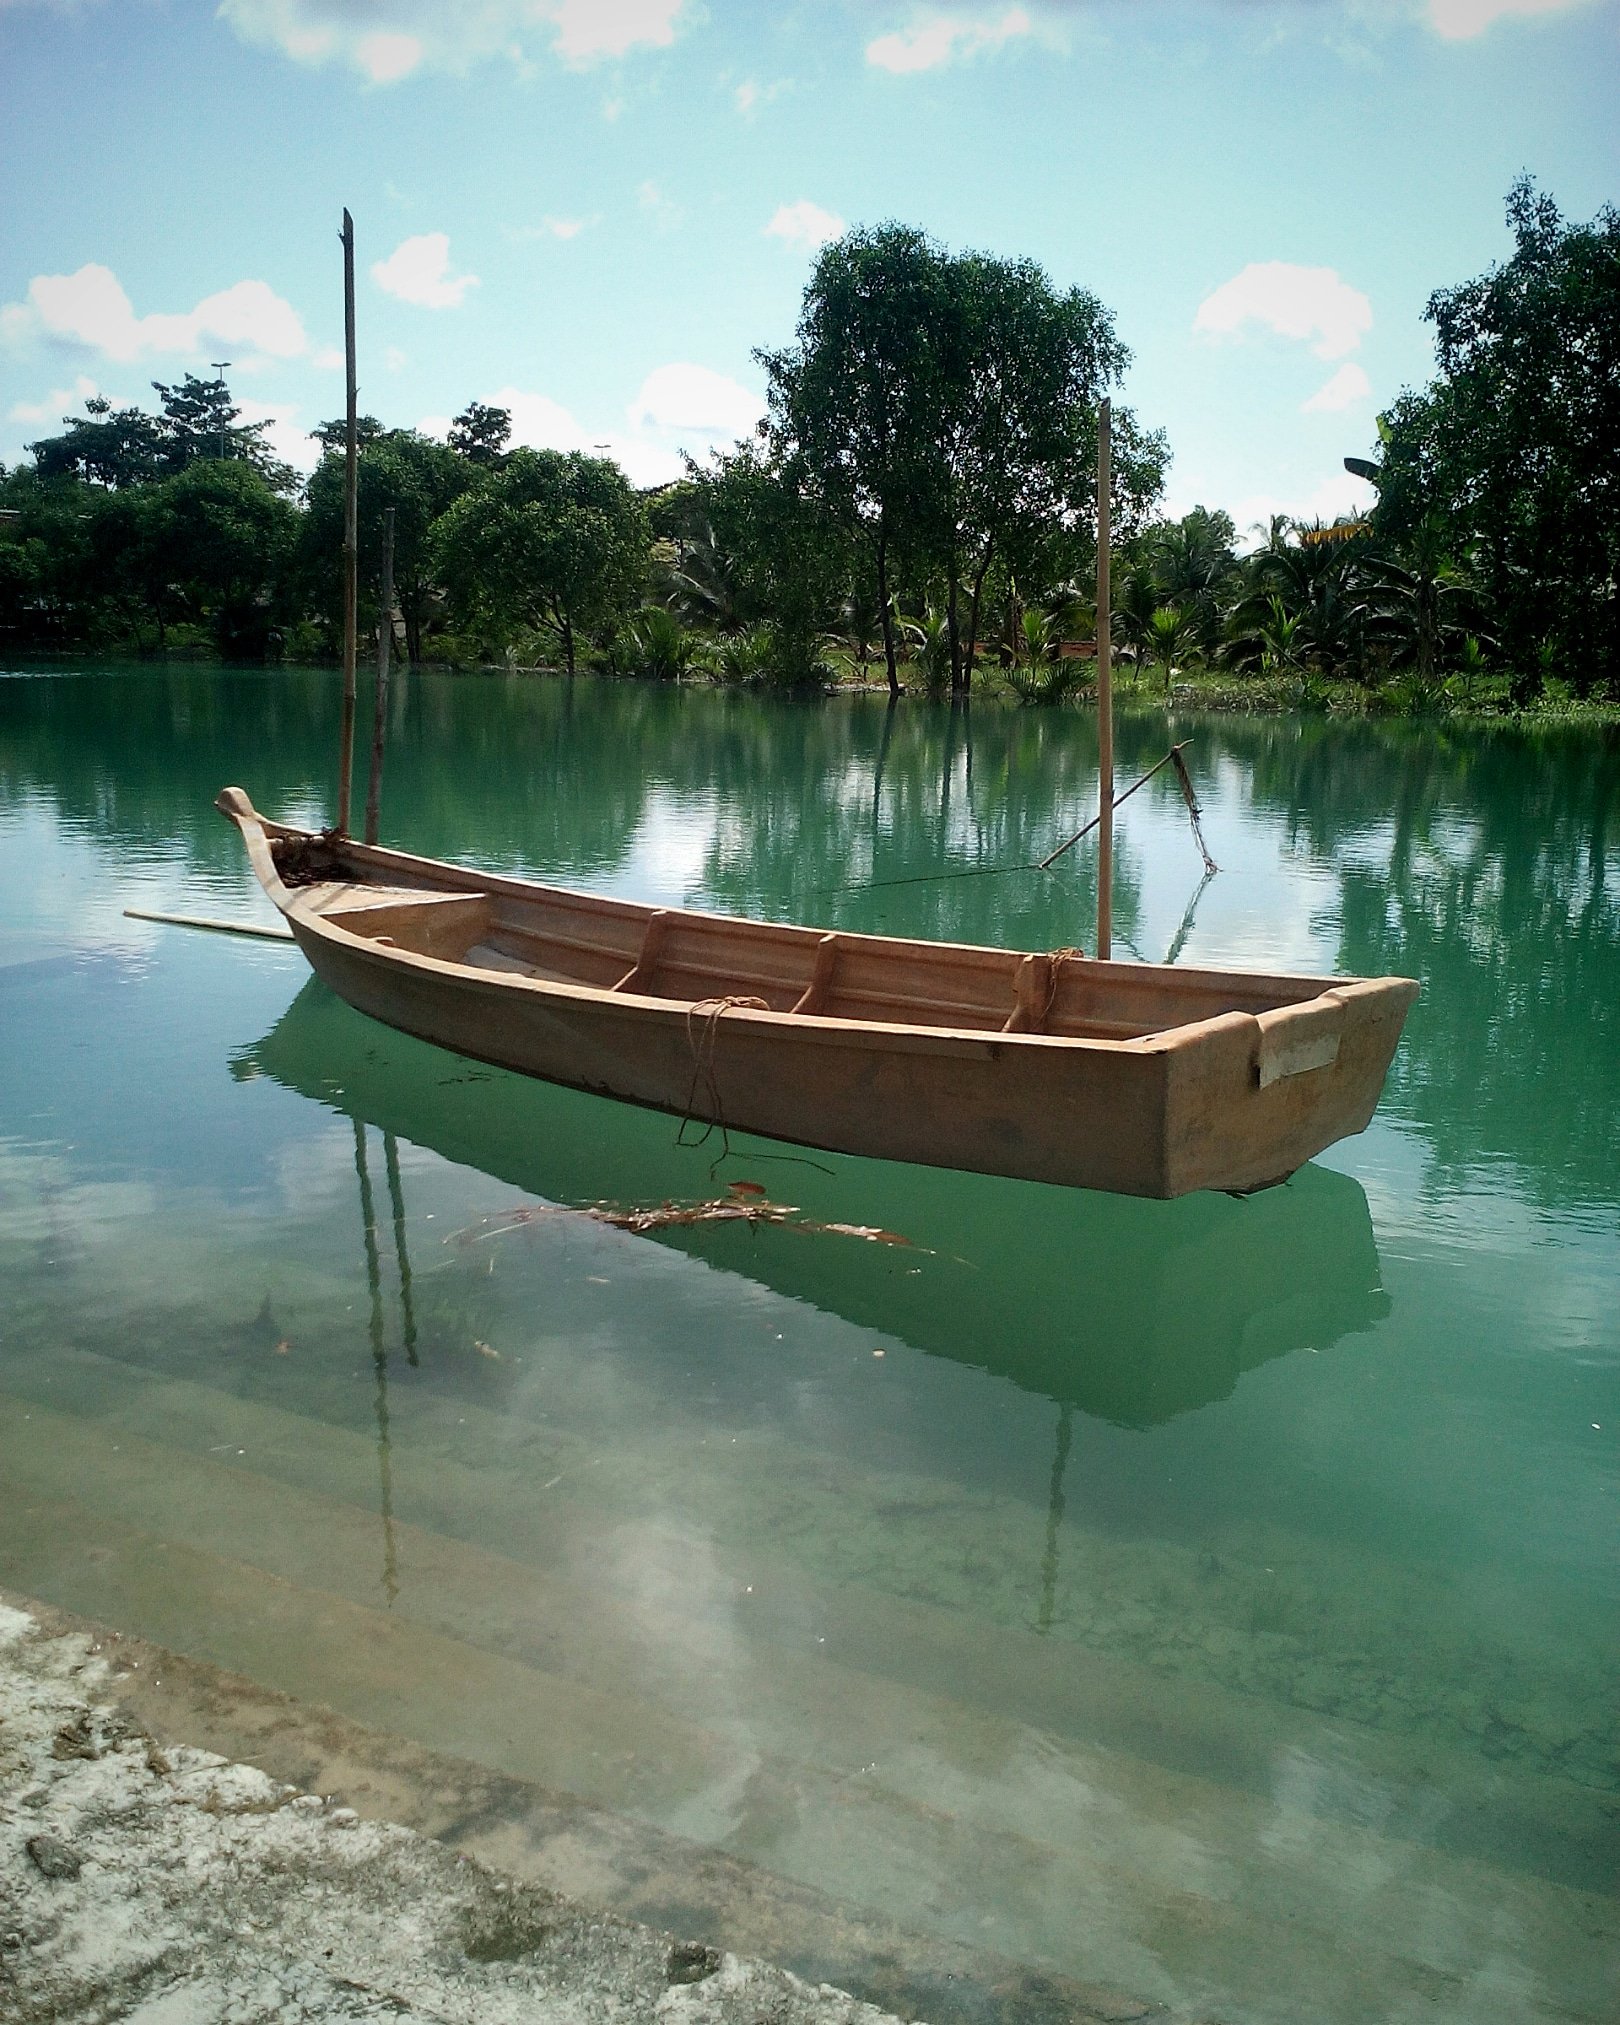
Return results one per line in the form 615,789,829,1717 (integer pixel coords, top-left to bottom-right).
218,786,1418,1199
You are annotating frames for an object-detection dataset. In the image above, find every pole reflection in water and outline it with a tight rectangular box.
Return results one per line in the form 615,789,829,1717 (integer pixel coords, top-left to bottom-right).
1164,867,1216,967
384,1128,419,1368
351,1116,399,1606
1036,1400,1074,1635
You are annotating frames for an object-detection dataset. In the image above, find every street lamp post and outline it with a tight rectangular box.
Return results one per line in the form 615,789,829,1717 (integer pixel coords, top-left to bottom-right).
210,361,232,460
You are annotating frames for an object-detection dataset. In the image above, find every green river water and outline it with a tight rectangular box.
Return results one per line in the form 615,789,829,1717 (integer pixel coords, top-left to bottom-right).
0,663,1615,2022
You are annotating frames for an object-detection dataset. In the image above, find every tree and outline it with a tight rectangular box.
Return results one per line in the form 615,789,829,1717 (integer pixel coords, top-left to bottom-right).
27,396,165,490
682,445,851,684
1353,515,1483,690
311,414,387,453
1147,508,1237,657
431,448,646,672
303,429,471,663
759,225,948,697
448,402,513,468
1148,604,1193,693
150,373,295,491
147,459,298,656
761,225,1163,696
1373,179,1620,693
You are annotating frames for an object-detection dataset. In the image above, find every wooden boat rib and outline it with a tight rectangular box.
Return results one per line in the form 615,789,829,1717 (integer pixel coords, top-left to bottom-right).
218,787,1418,1199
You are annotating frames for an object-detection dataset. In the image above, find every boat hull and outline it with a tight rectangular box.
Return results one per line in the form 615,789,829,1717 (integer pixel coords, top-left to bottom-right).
222,789,1418,1199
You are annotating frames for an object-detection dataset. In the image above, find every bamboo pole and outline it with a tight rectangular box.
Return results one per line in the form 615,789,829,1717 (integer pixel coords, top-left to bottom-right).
364,506,394,846
122,907,293,941
337,208,359,835
1095,398,1113,961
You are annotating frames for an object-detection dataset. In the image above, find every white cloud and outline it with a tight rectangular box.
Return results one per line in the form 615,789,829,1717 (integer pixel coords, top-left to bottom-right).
1302,361,1372,413
237,398,319,474
627,363,760,439
765,200,846,251
1194,262,1372,360
425,362,763,490
354,29,423,82
384,344,408,372
371,233,479,309
549,0,684,61
8,375,100,425
1426,0,1588,32
866,6,1032,73
219,0,690,83
1,264,312,365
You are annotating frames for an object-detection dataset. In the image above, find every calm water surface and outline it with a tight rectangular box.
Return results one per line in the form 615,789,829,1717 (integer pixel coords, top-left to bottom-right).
1,664,1616,2022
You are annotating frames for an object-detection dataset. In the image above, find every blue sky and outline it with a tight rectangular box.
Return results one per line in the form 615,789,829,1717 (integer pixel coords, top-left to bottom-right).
2,0,1615,535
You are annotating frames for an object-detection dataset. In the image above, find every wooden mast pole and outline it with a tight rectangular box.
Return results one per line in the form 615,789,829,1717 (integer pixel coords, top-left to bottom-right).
1095,397,1113,961
337,208,359,835
364,507,394,846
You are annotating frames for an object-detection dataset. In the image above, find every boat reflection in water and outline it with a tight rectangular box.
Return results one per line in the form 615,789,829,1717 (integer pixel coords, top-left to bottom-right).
240,979,1389,1431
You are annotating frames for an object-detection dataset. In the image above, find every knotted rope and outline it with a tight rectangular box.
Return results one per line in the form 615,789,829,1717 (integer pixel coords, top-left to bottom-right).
677,995,770,1155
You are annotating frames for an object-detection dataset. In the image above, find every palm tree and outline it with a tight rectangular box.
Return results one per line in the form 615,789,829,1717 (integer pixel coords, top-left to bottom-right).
1352,515,1480,693
617,604,694,681
899,607,952,695
1111,558,1158,680
1149,508,1238,656
1148,604,1193,694
662,518,748,635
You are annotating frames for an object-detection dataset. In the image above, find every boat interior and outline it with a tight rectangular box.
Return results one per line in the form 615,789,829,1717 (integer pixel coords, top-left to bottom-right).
274,838,1330,1044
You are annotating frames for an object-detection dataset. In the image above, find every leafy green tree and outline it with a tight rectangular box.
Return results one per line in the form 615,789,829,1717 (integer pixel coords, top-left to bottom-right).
0,469,101,641
1147,605,1193,692
686,444,851,679
431,448,646,672
1352,515,1483,690
759,225,948,697
1373,179,1620,693
762,225,1163,697
311,414,387,453
303,430,471,663
1223,521,1370,684
448,402,513,468
150,373,296,491
27,396,165,489
926,251,1163,692
146,459,299,657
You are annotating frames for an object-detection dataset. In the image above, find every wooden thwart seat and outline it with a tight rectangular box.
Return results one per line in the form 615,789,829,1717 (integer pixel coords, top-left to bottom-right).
792,935,840,1014
611,910,671,993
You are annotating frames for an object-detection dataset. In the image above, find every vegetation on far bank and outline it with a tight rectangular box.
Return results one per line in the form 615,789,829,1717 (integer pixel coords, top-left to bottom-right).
2,180,1614,720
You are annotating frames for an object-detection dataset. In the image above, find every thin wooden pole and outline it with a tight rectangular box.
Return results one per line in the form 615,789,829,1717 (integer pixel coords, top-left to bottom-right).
337,208,359,835
364,506,394,846
1095,398,1113,961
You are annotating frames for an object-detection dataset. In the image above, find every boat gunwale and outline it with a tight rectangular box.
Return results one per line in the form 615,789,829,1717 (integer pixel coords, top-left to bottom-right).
218,789,1418,1059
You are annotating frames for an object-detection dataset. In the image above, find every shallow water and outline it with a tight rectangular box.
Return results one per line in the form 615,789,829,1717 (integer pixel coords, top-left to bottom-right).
2,663,1616,2021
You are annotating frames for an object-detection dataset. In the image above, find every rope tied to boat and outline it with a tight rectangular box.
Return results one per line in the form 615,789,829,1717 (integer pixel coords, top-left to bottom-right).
677,995,771,1157
1041,947,1086,1025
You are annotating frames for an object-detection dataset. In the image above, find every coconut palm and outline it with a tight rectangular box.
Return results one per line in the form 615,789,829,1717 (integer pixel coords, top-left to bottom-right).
616,604,694,681
899,607,952,694
1149,507,1238,656
1148,604,1193,693
1352,515,1481,690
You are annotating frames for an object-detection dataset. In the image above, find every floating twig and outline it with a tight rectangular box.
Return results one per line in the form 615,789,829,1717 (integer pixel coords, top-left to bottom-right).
448,1181,918,1252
